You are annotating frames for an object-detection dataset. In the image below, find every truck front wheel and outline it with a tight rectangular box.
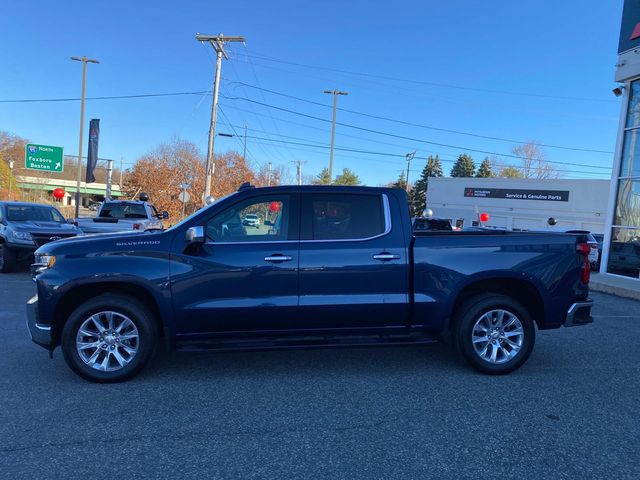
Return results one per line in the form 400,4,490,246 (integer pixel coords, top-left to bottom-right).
61,294,158,383
454,294,535,375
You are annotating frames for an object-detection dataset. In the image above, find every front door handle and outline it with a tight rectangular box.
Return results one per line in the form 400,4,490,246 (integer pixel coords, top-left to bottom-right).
264,255,293,263
373,253,400,261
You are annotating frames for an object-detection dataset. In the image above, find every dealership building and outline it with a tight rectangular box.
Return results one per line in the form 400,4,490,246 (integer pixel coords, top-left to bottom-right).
601,0,640,280
427,178,609,234
426,2,640,282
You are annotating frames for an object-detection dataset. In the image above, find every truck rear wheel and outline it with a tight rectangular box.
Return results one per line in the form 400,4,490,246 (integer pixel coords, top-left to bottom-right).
61,294,158,383
453,294,535,375
0,243,17,273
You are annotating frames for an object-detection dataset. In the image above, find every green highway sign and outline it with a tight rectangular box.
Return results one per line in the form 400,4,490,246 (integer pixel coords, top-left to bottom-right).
25,144,64,172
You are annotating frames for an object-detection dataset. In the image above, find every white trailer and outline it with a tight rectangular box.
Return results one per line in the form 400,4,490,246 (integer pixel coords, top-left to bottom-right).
426,177,609,234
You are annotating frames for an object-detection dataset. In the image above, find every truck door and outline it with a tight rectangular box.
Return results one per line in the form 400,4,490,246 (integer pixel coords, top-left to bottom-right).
298,191,409,328
171,193,300,334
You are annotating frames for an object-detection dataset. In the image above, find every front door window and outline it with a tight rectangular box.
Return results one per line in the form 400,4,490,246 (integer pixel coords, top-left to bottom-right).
205,195,291,243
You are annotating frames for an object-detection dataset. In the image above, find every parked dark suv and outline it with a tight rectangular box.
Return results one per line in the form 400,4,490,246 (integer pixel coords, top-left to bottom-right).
0,202,81,272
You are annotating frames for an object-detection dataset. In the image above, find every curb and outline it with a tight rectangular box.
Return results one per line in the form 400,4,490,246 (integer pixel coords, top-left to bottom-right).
589,280,640,301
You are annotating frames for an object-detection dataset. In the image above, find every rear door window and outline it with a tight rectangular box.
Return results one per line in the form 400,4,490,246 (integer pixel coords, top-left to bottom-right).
304,193,386,240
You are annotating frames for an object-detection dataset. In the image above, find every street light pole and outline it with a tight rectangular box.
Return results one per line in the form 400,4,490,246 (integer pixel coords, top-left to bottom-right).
8,159,14,201
71,56,99,219
323,89,348,181
196,33,245,206
405,151,416,193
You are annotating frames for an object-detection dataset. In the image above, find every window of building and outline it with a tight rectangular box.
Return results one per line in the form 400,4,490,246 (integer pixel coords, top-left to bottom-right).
608,79,640,278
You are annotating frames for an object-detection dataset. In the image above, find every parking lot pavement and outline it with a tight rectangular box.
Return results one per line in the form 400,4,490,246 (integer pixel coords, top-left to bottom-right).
1,272,639,480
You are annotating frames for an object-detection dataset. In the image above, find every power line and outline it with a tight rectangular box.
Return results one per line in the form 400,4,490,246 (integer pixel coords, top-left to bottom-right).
217,106,257,164
235,51,616,104
241,44,299,163
0,91,208,103
227,80,614,155
2,82,614,155
241,135,608,176
220,94,613,171
223,55,296,163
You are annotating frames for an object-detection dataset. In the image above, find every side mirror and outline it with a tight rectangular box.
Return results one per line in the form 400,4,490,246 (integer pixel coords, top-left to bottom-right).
185,226,205,244
67,218,75,224
264,220,273,226
160,211,169,220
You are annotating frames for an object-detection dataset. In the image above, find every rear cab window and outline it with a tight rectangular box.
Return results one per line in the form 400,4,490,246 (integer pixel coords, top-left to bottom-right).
99,202,147,219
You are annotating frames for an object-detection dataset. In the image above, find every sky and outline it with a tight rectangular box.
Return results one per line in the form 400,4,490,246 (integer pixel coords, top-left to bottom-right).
0,0,626,186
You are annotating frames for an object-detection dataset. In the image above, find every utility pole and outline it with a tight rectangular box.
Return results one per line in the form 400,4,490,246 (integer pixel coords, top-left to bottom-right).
243,125,247,160
105,159,113,201
405,151,416,193
291,160,307,186
267,162,273,186
323,89,348,181
119,156,124,190
196,33,245,205
71,56,99,219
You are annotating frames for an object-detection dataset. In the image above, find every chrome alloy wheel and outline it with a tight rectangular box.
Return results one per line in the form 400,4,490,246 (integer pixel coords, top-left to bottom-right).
471,309,524,365
76,311,139,372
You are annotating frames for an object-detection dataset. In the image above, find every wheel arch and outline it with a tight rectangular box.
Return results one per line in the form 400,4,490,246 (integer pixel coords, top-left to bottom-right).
448,276,546,334
51,281,169,348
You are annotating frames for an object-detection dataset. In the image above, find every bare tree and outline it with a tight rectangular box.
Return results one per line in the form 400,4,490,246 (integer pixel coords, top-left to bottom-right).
497,165,525,178
511,142,560,179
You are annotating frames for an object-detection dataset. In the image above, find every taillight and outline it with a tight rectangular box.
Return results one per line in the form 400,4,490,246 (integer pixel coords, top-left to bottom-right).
577,242,590,284
133,223,141,230
576,243,590,256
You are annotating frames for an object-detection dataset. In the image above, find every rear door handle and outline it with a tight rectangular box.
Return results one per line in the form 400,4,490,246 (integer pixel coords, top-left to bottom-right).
373,253,400,261
264,255,293,263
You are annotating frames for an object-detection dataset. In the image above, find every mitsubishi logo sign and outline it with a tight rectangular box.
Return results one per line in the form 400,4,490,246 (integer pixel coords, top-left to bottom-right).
619,0,640,53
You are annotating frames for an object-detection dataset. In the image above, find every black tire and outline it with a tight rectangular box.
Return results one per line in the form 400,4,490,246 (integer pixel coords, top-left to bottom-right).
453,294,535,375
0,242,17,273
61,294,158,383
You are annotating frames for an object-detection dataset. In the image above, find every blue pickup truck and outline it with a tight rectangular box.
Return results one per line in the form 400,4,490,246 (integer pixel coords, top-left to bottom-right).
26,184,594,382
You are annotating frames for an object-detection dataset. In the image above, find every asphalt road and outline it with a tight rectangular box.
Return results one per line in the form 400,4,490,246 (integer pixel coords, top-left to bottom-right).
1,271,639,479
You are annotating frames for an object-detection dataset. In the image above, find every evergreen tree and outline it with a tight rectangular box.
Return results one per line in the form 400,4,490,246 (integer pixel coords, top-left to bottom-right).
409,155,444,216
476,157,493,178
391,171,408,190
333,168,361,185
314,168,332,185
450,154,476,177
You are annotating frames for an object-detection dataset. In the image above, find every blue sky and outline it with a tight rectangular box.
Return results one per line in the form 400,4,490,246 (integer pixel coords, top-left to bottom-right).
0,0,625,185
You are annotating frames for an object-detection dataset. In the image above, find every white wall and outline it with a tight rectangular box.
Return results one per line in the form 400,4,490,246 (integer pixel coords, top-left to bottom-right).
427,177,610,233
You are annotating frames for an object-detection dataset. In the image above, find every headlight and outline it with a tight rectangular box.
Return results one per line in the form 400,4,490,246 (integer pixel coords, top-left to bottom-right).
11,231,33,242
34,254,56,270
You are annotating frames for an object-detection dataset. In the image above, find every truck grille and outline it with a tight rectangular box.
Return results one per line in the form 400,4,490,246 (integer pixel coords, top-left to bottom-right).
31,233,76,248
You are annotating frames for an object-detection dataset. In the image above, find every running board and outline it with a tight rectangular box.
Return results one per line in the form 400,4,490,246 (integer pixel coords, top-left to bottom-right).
175,331,439,352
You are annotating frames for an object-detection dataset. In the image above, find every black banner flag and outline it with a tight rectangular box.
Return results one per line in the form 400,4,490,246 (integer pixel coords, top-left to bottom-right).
86,118,100,183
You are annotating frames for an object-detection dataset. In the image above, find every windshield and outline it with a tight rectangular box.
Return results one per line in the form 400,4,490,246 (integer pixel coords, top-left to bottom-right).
6,205,65,223
165,192,237,232
99,202,147,219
